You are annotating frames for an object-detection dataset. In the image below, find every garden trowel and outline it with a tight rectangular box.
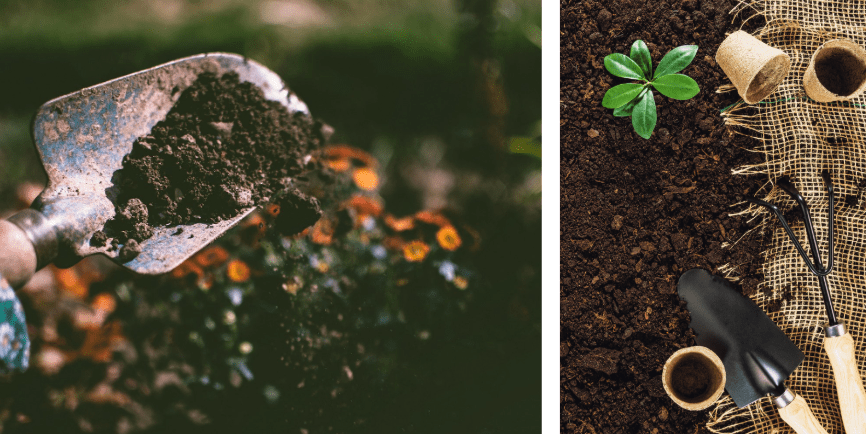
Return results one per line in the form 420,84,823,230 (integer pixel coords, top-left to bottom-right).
678,268,829,434
0,53,312,289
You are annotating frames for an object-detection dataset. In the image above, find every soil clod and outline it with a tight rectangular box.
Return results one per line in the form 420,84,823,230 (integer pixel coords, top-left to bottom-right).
274,189,322,236
118,239,142,262
90,230,108,247
574,347,622,376
103,71,324,255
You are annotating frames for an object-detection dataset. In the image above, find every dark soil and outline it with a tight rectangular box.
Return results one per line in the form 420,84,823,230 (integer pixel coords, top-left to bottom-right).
273,188,322,236
670,357,711,399
97,72,325,253
561,0,768,433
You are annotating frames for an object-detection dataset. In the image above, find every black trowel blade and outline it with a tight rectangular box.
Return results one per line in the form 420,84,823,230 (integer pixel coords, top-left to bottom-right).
677,269,804,408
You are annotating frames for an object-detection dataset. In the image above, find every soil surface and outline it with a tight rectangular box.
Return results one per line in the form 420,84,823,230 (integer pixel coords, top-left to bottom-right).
561,0,768,432
97,72,324,254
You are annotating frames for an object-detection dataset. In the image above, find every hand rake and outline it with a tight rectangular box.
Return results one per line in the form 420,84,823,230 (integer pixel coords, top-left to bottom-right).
746,172,866,434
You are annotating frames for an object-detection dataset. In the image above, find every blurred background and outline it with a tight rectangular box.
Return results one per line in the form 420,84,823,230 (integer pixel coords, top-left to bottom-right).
0,0,540,432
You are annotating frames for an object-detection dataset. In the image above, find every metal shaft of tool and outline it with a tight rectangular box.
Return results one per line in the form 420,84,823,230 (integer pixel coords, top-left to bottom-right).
778,176,838,326
800,224,837,327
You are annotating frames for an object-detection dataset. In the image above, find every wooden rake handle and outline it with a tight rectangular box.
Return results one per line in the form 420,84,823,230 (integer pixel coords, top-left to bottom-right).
777,390,829,434
825,328,866,434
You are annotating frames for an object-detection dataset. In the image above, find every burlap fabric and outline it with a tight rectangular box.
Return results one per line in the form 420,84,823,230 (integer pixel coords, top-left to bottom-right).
712,2,866,433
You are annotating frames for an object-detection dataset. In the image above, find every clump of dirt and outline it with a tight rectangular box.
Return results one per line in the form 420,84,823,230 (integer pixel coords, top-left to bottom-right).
274,189,323,236
95,72,326,256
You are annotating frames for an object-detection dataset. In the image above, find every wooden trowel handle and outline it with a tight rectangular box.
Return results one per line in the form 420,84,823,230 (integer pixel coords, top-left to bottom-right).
825,328,866,434
0,209,58,289
777,391,829,434
0,220,38,289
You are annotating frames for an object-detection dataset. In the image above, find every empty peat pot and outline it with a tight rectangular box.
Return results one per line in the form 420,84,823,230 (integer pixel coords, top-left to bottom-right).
716,30,791,104
662,346,726,410
804,39,866,102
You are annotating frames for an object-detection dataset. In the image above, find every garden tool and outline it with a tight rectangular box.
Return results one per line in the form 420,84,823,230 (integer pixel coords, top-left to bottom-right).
0,53,309,372
0,53,311,289
745,173,866,434
678,268,829,434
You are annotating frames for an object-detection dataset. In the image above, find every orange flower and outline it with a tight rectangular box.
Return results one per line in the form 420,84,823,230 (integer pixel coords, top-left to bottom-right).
453,276,468,290
324,158,351,172
77,321,125,363
227,259,251,282
266,203,281,218
283,282,300,295
345,195,383,218
323,145,377,168
199,274,214,290
403,240,430,262
322,145,359,159
436,226,462,251
353,168,379,191
310,218,334,245
415,210,452,227
195,246,230,268
242,213,265,229
172,261,204,280
55,268,88,299
384,214,414,231
92,293,116,314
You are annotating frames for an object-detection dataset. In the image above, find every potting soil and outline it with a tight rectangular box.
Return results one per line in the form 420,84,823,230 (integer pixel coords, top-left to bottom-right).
670,358,711,399
712,2,866,434
97,72,324,253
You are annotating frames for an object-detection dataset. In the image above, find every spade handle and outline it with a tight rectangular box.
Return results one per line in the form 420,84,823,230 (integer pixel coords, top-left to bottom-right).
0,219,38,289
824,329,866,434
777,391,829,434
0,209,59,289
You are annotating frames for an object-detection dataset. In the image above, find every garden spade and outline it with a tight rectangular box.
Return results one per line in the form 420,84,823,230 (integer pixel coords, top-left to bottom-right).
0,53,312,289
678,268,829,434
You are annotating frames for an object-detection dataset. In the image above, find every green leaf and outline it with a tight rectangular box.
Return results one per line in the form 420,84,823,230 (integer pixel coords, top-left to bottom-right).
651,74,700,100
629,40,652,78
613,99,637,117
602,83,644,109
613,88,647,116
604,53,645,80
508,136,541,159
632,89,656,139
654,45,698,79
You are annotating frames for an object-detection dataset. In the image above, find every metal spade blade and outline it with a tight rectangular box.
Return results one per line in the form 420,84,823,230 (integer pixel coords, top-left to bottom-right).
18,53,310,275
677,268,804,407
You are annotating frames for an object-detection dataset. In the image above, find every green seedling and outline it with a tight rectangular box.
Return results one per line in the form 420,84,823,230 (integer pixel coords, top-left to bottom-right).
602,41,700,139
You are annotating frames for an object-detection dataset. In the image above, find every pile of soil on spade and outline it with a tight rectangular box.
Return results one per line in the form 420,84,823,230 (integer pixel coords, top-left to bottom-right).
561,1,770,433
96,72,325,259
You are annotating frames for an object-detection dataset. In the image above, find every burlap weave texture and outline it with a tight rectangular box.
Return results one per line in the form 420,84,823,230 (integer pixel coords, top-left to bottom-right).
714,1,866,433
